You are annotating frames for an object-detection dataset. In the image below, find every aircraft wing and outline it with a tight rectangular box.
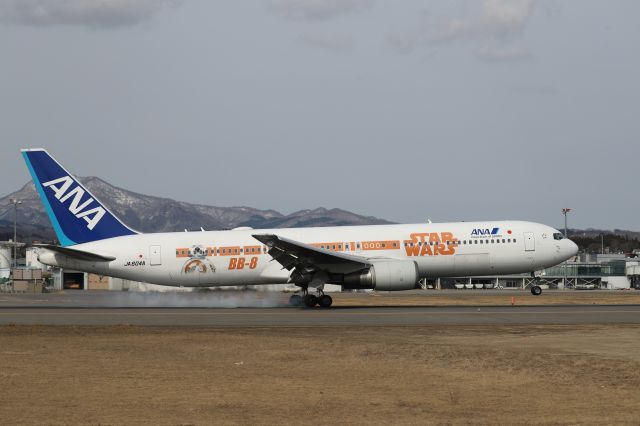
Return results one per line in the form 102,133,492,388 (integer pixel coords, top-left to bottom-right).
252,234,371,279
34,244,116,262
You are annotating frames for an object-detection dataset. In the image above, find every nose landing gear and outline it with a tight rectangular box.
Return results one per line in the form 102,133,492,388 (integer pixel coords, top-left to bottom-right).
530,273,542,296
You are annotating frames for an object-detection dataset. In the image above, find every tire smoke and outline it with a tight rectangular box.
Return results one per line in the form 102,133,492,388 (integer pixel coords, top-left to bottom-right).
106,291,286,308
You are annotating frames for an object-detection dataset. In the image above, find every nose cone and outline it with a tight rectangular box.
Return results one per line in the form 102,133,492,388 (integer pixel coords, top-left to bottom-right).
565,239,579,258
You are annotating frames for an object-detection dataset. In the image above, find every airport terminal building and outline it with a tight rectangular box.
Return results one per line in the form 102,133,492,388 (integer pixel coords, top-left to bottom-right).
431,254,639,291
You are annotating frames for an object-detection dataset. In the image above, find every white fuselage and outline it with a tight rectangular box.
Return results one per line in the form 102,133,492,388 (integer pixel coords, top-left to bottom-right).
38,220,578,288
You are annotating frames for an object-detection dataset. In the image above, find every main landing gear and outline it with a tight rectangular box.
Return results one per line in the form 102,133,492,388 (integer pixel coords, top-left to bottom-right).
530,273,542,296
289,288,332,308
289,294,303,306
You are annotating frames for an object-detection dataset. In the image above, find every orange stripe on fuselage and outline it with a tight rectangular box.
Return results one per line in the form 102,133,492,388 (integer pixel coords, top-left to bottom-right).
361,240,400,251
219,246,241,256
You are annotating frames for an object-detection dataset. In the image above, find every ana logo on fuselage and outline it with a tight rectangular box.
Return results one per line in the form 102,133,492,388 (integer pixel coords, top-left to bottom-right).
471,227,500,236
42,176,106,230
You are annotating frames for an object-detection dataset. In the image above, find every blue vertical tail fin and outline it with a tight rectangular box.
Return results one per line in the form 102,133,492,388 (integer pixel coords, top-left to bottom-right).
21,148,138,246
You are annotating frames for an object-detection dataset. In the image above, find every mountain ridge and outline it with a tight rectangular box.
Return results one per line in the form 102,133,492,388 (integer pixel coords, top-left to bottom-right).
0,177,392,243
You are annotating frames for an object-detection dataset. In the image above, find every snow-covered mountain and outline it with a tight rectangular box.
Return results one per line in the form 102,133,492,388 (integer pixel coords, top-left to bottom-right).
0,177,391,242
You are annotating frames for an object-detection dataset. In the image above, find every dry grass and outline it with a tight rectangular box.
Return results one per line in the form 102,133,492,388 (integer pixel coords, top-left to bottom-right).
1,324,640,425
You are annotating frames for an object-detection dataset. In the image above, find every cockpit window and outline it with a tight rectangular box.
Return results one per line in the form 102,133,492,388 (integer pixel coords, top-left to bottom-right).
553,232,564,240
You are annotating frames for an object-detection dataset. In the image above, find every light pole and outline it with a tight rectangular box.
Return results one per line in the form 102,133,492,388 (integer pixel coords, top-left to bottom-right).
561,208,571,238
561,208,572,288
10,198,22,269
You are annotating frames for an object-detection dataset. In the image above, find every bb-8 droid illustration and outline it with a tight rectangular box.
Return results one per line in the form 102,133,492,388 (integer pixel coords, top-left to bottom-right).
182,245,216,275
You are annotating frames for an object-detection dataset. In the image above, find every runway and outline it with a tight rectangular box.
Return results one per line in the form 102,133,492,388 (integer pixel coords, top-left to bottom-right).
0,306,640,327
1,292,639,326
1,306,640,326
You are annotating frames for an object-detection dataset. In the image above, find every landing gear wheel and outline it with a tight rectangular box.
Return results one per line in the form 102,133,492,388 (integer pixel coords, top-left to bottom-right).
289,294,303,306
318,295,333,308
531,285,542,296
303,294,318,308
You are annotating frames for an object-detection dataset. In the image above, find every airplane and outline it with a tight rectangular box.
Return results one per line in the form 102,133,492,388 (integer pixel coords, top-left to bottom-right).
22,148,578,308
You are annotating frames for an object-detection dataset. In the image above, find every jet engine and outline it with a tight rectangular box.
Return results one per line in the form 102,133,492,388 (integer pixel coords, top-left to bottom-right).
342,260,419,291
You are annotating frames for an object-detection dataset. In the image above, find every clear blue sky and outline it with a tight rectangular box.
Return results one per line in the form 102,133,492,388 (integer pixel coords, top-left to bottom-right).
1,1,638,230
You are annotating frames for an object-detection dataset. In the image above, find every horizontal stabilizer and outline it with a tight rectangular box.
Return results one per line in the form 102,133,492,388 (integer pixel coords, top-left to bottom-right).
35,244,116,262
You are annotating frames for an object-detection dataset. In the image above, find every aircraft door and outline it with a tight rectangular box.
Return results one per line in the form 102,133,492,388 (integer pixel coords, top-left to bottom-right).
149,245,162,265
523,232,535,251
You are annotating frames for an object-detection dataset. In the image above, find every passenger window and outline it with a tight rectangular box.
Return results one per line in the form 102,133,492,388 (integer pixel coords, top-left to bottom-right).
513,239,517,243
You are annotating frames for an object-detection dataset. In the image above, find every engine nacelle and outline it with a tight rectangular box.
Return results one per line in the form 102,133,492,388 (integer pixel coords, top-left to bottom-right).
342,260,419,291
